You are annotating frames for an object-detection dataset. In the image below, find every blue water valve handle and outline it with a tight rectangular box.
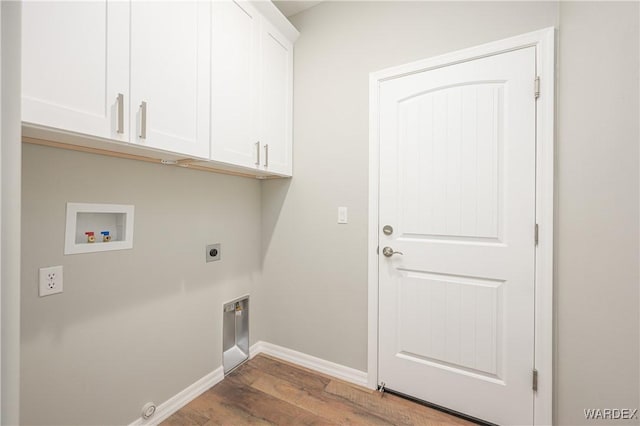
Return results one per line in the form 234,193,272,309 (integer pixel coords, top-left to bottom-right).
100,231,112,242
100,231,110,236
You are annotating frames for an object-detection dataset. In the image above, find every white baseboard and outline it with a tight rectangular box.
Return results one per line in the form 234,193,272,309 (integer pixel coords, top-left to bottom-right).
250,341,369,388
128,366,224,426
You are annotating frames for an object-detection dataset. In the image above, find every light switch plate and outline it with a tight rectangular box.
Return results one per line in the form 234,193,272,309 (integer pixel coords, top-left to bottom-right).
338,207,348,224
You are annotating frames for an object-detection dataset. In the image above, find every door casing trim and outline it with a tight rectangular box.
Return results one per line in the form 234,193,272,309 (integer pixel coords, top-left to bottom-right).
367,27,555,426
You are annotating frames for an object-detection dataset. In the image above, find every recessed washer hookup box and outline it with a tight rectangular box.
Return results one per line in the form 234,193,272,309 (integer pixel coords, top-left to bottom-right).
223,295,249,375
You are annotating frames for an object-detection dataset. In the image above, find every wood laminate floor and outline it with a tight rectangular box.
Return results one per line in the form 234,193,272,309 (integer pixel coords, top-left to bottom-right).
161,354,476,426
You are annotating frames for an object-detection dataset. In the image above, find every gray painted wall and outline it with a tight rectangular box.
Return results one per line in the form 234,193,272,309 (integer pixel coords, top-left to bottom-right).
556,3,639,425
260,1,639,424
2,1,21,424
261,0,559,375
21,144,262,425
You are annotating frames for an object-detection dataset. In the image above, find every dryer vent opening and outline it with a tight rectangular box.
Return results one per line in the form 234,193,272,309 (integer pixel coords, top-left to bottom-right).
223,296,249,374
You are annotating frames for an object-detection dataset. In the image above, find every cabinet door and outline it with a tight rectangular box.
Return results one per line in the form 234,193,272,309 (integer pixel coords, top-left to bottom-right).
22,1,129,141
259,19,293,176
211,0,260,168
130,1,210,159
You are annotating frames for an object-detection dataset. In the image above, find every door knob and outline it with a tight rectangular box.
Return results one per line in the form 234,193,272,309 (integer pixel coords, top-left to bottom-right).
382,247,403,257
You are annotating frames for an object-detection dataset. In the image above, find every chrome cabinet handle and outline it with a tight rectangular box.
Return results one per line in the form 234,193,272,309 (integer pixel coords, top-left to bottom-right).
382,247,403,257
264,144,269,167
116,93,124,134
139,101,147,139
255,142,260,166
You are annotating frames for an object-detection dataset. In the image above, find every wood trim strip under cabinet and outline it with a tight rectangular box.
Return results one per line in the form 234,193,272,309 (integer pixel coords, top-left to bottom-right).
22,136,282,180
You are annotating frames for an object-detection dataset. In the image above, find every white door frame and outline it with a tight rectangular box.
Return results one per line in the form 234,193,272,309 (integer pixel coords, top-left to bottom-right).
368,27,555,425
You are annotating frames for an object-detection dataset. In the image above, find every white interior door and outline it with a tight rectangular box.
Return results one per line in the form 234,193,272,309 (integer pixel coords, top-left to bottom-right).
130,0,210,159
378,47,537,425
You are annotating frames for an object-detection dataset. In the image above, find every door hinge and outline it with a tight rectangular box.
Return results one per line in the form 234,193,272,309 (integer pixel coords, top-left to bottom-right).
532,369,538,392
534,223,539,245
534,76,540,99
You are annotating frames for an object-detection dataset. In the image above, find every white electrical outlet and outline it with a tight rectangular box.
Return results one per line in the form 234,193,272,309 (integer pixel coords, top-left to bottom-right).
39,265,63,297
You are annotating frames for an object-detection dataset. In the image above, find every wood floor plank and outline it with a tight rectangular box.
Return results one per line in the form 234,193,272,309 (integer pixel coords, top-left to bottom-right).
223,362,264,387
249,355,331,392
214,376,336,425
249,370,392,425
324,380,475,426
162,405,210,426
185,389,272,425
165,354,477,426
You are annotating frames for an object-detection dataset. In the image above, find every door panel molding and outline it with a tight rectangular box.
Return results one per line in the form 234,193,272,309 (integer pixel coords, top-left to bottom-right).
368,27,555,426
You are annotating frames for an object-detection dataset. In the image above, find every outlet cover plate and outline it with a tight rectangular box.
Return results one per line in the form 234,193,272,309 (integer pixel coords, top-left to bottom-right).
206,243,221,262
39,265,63,297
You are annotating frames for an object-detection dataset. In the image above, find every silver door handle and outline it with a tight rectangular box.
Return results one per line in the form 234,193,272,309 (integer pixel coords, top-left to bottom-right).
139,101,147,139
255,142,260,166
116,93,124,134
382,247,403,257
264,144,269,167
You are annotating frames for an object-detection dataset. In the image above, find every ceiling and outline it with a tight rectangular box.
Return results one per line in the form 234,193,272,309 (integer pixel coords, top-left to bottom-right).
273,1,323,17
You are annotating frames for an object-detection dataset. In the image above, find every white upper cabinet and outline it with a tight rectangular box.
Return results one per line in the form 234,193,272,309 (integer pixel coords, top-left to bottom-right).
22,1,129,142
210,0,296,176
258,19,293,176
22,0,297,177
211,0,260,169
130,1,211,159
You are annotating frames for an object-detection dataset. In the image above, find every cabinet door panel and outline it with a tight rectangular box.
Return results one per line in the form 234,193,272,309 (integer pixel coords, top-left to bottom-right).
22,1,129,141
260,21,293,176
130,1,210,159
211,0,260,168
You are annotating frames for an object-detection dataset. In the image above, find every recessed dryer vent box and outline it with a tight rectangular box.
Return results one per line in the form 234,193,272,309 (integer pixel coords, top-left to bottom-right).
64,202,134,255
223,295,249,375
